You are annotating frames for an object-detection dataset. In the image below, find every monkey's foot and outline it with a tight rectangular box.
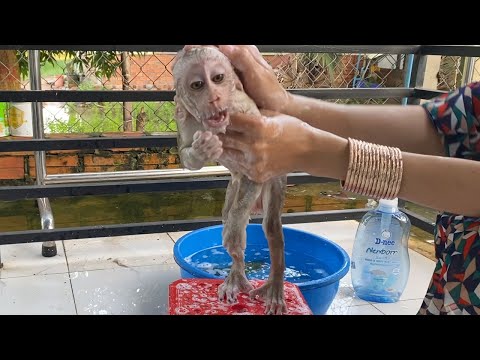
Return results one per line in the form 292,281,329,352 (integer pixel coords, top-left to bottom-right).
218,270,254,304
249,278,286,315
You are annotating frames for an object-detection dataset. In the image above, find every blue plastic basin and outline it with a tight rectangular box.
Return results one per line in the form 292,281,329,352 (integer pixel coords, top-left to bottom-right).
173,224,350,315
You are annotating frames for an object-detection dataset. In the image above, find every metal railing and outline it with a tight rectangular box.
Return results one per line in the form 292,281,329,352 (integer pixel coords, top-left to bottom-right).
1,45,479,257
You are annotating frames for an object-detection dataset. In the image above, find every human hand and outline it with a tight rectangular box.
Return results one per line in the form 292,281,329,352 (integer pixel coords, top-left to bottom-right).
218,111,311,182
214,45,291,112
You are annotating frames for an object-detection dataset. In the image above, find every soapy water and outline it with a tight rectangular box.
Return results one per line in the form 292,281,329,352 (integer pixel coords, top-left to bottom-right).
185,246,329,283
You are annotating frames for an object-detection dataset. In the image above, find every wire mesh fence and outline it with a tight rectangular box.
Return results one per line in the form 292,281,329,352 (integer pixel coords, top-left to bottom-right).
436,56,469,91
0,49,476,136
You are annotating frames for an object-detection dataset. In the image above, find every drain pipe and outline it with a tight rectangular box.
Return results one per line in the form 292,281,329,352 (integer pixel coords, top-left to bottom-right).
29,50,57,257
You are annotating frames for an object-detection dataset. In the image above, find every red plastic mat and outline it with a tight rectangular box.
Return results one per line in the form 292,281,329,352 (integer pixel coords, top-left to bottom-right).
169,279,312,315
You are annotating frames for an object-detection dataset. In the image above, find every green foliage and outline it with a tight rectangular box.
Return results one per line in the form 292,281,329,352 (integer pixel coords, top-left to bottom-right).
46,102,177,134
15,50,177,135
17,51,143,80
78,80,98,91
40,59,67,77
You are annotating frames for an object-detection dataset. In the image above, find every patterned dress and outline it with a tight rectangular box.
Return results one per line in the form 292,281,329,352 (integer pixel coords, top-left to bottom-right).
418,81,480,315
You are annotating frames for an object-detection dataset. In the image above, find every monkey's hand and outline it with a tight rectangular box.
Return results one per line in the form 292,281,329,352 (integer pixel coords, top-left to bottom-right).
191,130,223,163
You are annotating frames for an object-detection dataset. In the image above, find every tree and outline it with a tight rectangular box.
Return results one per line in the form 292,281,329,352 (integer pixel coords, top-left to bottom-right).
17,50,124,81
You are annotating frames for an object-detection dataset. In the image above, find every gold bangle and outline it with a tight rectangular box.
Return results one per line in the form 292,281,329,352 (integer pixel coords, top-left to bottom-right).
342,138,403,200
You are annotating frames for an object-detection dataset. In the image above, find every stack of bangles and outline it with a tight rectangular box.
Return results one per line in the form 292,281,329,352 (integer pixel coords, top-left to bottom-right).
341,138,403,200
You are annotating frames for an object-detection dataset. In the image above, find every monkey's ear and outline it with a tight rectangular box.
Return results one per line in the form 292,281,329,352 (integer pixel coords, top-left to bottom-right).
234,77,244,92
171,49,185,71
174,96,189,122
174,96,183,117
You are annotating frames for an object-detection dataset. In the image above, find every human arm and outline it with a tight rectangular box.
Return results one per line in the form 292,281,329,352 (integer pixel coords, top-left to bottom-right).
217,45,480,216
218,45,444,156
219,112,480,217
284,95,445,156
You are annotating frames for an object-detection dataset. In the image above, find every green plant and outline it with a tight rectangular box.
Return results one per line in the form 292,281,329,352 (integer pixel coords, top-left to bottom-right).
78,80,99,91
41,59,67,77
17,51,143,80
46,101,177,134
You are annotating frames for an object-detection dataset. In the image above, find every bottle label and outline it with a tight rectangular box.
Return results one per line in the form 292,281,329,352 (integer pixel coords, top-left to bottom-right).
363,238,400,285
365,236,399,258
351,217,409,299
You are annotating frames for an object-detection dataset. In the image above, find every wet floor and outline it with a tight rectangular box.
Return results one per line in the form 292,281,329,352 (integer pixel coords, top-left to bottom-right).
0,220,436,315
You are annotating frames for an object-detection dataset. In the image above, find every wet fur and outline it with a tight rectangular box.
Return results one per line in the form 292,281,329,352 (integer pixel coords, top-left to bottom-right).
173,47,287,314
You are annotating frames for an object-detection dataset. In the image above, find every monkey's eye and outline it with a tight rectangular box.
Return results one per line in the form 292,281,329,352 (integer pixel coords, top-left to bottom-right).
190,81,204,90
212,74,224,83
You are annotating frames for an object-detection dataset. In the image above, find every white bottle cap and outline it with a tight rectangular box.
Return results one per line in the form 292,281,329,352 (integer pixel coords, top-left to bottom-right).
378,198,398,213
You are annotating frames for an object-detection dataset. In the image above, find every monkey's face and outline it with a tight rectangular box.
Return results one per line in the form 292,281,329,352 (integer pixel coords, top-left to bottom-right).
174,48,236,133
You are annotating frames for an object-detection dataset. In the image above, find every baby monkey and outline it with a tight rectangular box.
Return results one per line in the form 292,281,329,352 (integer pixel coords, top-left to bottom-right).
173,46,287,314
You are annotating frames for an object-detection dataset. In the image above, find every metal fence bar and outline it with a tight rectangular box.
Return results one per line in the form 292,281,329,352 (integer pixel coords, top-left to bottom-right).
43,167,233,184
407,54,428,105
463,57,476,85
258,45,421,54
0,88,415,103
0,135,178,152
287,88,413,99
402,54,415,105
0,173,332,201
0,209,369,245
28,50,47,184
400,208,436,234
412,88,447,99
0,176,232,200
0,90,176,102
420,45,480,57
0,45,422,54
0,45,184,52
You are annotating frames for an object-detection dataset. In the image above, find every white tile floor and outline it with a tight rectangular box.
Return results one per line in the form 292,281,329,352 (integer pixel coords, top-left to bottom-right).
0,220,436,315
